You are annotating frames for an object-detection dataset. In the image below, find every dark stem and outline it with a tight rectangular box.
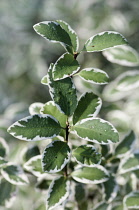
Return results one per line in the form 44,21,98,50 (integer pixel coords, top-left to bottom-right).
74,52,78,60
64,121,69,177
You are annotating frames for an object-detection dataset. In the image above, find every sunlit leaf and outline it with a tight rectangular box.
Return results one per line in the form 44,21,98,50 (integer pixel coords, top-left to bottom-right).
72,118,119,144
84,31,128,52
78,68,109,84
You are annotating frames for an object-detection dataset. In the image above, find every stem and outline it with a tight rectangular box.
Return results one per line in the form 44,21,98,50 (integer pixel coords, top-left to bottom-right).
64,120,69,177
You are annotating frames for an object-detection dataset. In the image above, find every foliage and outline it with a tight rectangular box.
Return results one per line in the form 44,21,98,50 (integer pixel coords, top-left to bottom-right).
2,20,138,210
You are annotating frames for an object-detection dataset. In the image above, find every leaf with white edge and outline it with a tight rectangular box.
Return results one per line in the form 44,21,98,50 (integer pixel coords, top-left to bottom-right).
36,178,51,191
93,202,109,210
115,70,139,91
33,21,73,54
72,145,101,167
48,63,77,116
0,179,17,207
73,92,102,125
115,131,136,158
1,164,29,185
0,137,9,158
123,191,139,209
24,155,43,177
46,176,70,210
22,145,40,162
72,118,119,144
71,165,109,184
52,52,80,80
118,153,139,174
41,74,49,85
42,140,71,173
40,101,67,128
103,45,139,66
56,20,79,52
0,157,8,167
103,176,118,203
7,114,61,141
29,102,44,115
78,68,109,85
83,31,128,52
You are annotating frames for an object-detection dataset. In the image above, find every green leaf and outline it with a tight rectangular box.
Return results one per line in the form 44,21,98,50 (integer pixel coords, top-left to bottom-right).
47,176,70,210
0,137,9,158
118,153,139,174
7,114,61,141
115,131,136,158
29,102,44,115
41,74,49,85
22,145,40,162
93,202,109,210
48,63,77,116
103,176,118,203
84,31,128,52
72,145,101,167
40,101,67,137
103,45,139,66
42,140,71,173
124,191,139,209
72,118,119,144
52,52,80,80
56,20,79,52
1,164,29,185
78,68,109,84
24,155,43,177
0,179,17,207
75,183,86,203
33,21,73,54
115,70,139,91
71,166,109,184
73,92,102,125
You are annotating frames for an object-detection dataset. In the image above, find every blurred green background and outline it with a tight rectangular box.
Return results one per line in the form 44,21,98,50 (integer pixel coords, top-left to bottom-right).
0,0,139,209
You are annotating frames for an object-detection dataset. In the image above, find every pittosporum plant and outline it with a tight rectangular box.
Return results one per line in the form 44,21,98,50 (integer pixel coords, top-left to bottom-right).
6,20,139,210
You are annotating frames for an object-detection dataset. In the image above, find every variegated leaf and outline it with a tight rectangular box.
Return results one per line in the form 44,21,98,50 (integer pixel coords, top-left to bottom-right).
84,31,128,52
42,140,71,173
7,114,61,141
